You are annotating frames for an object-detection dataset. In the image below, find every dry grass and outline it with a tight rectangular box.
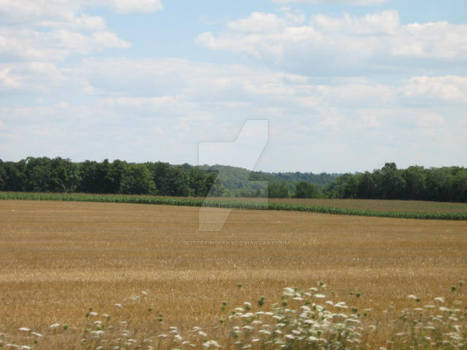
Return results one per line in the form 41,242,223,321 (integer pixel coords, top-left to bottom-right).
0,200,466,349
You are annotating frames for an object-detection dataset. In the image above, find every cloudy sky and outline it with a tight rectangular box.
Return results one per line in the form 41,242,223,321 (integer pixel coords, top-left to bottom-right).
1,0,466,172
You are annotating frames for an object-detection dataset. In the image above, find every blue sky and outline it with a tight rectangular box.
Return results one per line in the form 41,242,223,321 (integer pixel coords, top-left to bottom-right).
0,0,466,172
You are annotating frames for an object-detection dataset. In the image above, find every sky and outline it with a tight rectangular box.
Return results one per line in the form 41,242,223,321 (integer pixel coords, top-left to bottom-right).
0,0,466,173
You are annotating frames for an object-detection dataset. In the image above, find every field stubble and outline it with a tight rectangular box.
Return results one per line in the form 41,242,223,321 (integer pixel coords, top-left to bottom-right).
0,200,466,349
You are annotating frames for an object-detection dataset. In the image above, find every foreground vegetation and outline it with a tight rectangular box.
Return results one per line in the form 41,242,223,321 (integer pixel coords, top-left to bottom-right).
1,191,466,220
1,282,465,350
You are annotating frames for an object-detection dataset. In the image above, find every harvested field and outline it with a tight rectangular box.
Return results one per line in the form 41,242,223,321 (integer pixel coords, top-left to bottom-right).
0,200,466,349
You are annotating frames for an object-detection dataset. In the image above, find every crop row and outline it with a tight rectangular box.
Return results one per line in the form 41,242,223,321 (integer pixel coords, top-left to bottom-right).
1,192,466,221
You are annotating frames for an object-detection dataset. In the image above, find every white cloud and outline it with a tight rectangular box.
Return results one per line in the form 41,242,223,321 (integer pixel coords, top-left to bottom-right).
197,10,467,73
0,68,22,89
0,0,133,63
92,31,132,49
272,0,388,5
0,27,130,62
38,15,108,32
0,62,67,94
96,0,163,14
0,0,161,64
402,76,467,103
227,12,291,33
0,0,77,24
0,0,163,23
105,96,178,108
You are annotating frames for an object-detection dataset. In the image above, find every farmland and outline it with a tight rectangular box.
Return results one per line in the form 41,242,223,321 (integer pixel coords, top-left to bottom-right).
268,197,467,213
0,200,466,349
1,192,467,220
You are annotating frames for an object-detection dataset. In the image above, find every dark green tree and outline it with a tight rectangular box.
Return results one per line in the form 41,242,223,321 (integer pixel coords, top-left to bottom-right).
295,182,319,198
356,172,376,198
380,163,406,199
48,157,80,192
0,159,6,191
2,161,25,191
23,157,51,192
120,163,157,195
268,183,289,198
402,166,426,200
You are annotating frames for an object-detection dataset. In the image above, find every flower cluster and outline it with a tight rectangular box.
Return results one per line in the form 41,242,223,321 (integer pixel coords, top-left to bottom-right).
226,283,365,350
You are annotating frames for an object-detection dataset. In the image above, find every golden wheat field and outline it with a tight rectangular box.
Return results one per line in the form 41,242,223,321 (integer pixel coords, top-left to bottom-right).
0,200,466,349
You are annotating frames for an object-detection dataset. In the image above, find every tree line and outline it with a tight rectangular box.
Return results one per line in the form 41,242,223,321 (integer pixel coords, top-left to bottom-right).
0,157,221,197
0,158,465,202
252,163,467,202
324,163,467,202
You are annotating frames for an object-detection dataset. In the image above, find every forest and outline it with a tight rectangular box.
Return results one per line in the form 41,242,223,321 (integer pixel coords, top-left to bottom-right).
0,157,220,197
0,158,466,202
325,162,467,202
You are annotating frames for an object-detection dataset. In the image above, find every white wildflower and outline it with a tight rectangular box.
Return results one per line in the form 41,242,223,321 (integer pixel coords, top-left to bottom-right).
335,302,348,309
203,340,221,348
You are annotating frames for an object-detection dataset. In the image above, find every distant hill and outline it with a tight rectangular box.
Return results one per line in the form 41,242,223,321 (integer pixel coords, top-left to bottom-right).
198,164,340,196
269,172,340,186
